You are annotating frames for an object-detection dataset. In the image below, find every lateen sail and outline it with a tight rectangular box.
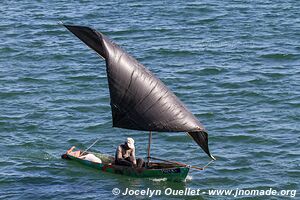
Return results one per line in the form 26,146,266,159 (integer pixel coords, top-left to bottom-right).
64,25,215,160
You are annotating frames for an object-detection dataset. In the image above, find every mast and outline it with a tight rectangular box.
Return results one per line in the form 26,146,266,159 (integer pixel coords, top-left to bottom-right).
147,131,152,164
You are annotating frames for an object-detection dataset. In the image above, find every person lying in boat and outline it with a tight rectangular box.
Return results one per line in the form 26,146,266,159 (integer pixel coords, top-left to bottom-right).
115,138,143,168
66,146,102,163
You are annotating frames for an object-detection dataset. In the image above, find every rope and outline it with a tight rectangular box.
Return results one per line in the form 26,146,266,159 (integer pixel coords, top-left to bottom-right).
80,138,101,156
202,159,215,170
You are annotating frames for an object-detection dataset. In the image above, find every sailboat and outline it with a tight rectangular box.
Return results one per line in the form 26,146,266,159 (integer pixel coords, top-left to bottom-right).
61,24,215,181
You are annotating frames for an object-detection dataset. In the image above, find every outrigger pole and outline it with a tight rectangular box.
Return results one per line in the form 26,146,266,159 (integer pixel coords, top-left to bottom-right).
147,131,152,164
149,156,214,171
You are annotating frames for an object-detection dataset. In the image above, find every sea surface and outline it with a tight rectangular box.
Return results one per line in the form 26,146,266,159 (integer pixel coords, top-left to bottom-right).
0,1,299,199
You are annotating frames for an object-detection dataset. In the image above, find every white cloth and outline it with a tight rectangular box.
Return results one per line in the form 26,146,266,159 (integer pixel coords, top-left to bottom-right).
79,153,102,163
126,137,135,149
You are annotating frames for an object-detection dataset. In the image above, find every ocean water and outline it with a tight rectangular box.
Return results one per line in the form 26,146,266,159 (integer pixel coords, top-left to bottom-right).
0,0,299,199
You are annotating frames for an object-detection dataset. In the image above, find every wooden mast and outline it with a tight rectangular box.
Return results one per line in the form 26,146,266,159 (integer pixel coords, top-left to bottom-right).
147,131,152,164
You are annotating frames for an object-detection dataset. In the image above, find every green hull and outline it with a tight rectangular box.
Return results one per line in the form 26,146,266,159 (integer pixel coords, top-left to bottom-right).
63,151,189,182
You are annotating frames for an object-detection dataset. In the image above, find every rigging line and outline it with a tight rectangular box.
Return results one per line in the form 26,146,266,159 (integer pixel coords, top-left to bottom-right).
202,159,215,170
80,138,101,156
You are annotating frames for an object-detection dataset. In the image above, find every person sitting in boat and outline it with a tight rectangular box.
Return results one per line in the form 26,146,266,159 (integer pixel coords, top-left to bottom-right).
115,138,143,168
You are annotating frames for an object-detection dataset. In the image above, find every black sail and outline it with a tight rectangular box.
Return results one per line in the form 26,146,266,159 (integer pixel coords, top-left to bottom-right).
64,25,215,160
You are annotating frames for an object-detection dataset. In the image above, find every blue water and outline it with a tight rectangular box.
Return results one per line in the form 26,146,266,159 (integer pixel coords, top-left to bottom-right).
1,1,299,199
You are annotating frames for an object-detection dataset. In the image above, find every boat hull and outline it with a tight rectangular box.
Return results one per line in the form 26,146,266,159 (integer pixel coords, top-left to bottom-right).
62,152,189,182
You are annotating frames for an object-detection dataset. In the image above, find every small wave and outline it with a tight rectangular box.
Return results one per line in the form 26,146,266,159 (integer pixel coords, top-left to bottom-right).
156,48,198,56
164,135,189,143
67,105,98,113
0,47,18,53
218,166,254,173
218,82,241,89
223,134,281,146
67,75,99,81
17,77,50,83
287,170,300,177
150,178,167,182
0,91,33,99
247,77,267,84
199,67,226,75
260,53,297,60
286,100,300,108
187,17,218,25
261,72,286,79
185,175,193,182
84,123,102,129
177,67,226,76
184,6,213,13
